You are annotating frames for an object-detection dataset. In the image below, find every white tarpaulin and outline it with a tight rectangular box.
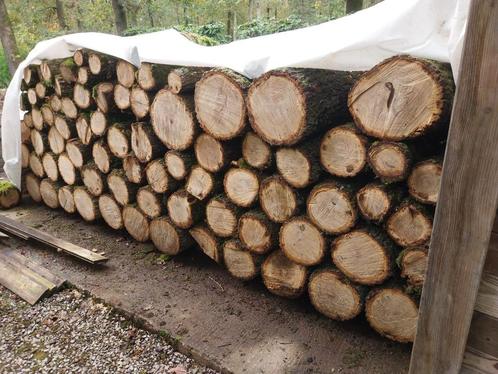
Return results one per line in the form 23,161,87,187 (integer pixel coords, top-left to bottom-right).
1,0,470,188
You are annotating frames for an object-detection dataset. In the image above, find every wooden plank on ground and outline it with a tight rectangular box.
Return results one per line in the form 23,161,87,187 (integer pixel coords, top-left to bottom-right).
475,273,498,319
466,311,498,359
409,1,498,373
0,215,108,264
461,347,498,374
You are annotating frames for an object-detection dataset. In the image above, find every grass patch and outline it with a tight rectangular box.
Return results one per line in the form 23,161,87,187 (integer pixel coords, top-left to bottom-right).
0,49,10,88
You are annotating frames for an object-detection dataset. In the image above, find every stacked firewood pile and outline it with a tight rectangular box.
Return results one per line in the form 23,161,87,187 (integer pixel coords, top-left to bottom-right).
19,50,453,343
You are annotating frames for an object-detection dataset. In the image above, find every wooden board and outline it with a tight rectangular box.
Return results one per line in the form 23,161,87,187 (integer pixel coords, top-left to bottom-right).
461,347,498,373
409,1,498,373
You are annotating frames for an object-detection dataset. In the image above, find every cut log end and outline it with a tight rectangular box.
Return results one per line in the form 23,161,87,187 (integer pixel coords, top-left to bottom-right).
261,251,307,298
399,247,428,287
168,66,209,94
123,205,150,242
41,152,59,182
194,133,229,173
98,194,123,230
116,60,136,88
123,155,145,184
90,111,108,137
189,225,223,264
238,210,276,254
48,127,65,155
74,187,101,222
76,114,94,145
407,159,442,205
82,163,106,197
66,140,90,168
206,196,240,238
223,239,260,281
92,140,118,174
73,84,93,109
107,124,131,159
26,173,42,202
58,185,76,214
224,168,259,208
131,122,163,163
145,159,176,193
40,179,61,209
107,169,136,206
0,183,21,210
150,216,193,255
114,84,131,110
356,183,392,222
58,153,79,185
280,216,325,266
185,166,216,201
242,132,272,170
137,186,163,219
94,82,115,114
386,201,432,247
259,176,299,223
29,152,45,178
61,98,78,119
276,146,318,188
167,189,203,229
164,150,194,181
130,87,151,119
368,141,412,183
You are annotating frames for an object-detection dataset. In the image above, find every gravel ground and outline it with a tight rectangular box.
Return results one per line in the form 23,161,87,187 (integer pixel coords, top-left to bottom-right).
0,287,220,374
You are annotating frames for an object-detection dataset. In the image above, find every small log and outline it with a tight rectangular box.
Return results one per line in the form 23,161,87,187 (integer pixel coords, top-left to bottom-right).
107,169,138,206
98,194,123,229
29,152,45,178
242,131,273,170
386,200,433,247
54,115,76,140
276,138,321,188
40,178,61,209
58,152,80,185
365,288,419,343
398,247,428,287
31,107,44,131
61,97,78,119
116,60,136,88
368,141,412,183
407,159,442,205
21,120,31,144
259,175,301,223
74,187,101,222
92,140,120,174
58,185,76,214
195,68,250,140
73,83,95,110
25,172,42,202
31,129,48,156
348,56,454,141
131,122,164,163
164,150,195,180
308,268,367,321
136,185,165,219
41,152,59,182
39,60,61,83
48,127,66,155
130,86,152,119
77,67,100,86
49,94,62,113
150,216,193,255
223,239,263,281
114,84,131,110
223,167,260,207
0,181,21,210
59,59,78,83
54,75,73,97
261,250,308,298
167,189,203,229
107,123,131,159
123,154,146,184
168,66,210,94
81,162,106,196
247,68,357,145
89,111,108,137
66,139,90,168
205,195,242,238
27,88,38,106
73,49,88,66
76,113,95,145
320,123,369,177
22,65,39,88
150,90,197,150
356,183,402,223
194,133,239,173
307,180,358,234
36,82,53,100
332,227,394,285
185,165,219,201
94,82,116,114
137,63,172,91
41,105,55,127
144,158,178,193
122,204,150,242
23,112,34,128
238,210,278,254
189,224,223,264
88,53,116,78
21,144,30,169
280,216,326,266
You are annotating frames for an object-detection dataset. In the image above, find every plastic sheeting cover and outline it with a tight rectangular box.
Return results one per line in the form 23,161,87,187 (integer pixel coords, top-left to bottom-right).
1,0,470,188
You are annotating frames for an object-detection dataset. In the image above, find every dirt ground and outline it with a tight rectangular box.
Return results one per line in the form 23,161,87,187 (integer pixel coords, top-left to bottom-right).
0,89,412,373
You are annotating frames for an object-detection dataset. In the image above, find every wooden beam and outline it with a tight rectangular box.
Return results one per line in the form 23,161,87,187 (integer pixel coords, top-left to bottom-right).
409,1,498,373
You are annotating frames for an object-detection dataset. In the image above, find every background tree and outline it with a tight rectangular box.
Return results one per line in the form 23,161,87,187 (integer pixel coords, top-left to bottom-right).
111,0,128,35
346,0,363,14
55,0,68,30
0,0,19,75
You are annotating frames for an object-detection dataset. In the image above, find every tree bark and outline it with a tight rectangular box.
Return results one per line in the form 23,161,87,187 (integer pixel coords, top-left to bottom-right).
55,0,68,30
0,0,20,75
111,0,128,35
346,0,363,14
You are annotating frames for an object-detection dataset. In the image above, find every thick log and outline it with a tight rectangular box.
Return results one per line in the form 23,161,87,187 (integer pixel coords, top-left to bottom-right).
307,180,358,234
308,268,367,321
205,195,242,238
0,182,21,210
48,127,65,155
137,63,171,91
365,287,419,343
167,189,204,229
21,144,30,169
81,162,106,196
259,175,301,223
348,56,454,141
185,165,219,201
144,158,178,194
280,216,326,266
73,83,95,110
386,200,433,247
151,90,197,150
116,60,136,88
223,239,263,281
61,97,78,119
123,154,146,184
189,224,223,264
136,185,165,219
92,140,120,174
54,115,76,140
368,141,412,183
331,227,394,285
168,66,210,94
194,133,239,173
94,82,116,114
29,152,45,178
41,152,59,182
131,122,164,163
195,68,250,140
98,194,123,229
66,139,90,168
356,183,402,223
123,205,150,242
58,185,76,214
88,53,116,78
107,123,131,159
223,167,260,208
49,94,62,113
398,247,428,287
247,68,358,145
31,107,44,131
40,178,61,209
320,123,369,177
164,150,195,181
238,210,278,255
74,187,101,222
150,216,193,255
54,75,73,97
242,131,273,170
107,169,137,206
261,250,308,298
73,49,88,67
59,59,78,83
57,153,79,185
130,86,152,119
276,138,321,188
114,84,131,110
407,158,442,205
31,129,48,156
41,104,55,127
25,172,42,202
76,113,95,145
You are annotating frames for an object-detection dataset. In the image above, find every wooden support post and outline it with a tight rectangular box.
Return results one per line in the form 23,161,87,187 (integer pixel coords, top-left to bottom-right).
409,1,498,373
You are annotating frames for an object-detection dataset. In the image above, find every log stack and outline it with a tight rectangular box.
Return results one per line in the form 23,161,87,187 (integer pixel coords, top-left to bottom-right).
19,51,453,343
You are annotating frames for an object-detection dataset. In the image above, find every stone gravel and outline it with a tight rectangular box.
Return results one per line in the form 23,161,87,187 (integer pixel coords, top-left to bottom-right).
0,287,219,374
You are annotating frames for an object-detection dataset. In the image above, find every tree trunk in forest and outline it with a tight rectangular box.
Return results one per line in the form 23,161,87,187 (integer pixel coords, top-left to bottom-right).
346,0,363,14
146,0,155,27
55,0,68,30
111,0,128,35
0,0,20,75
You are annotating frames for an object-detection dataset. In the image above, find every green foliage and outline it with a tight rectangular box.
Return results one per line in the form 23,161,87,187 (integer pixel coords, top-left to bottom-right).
237,15,308,39
176,22,229,44
0,50,10,88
